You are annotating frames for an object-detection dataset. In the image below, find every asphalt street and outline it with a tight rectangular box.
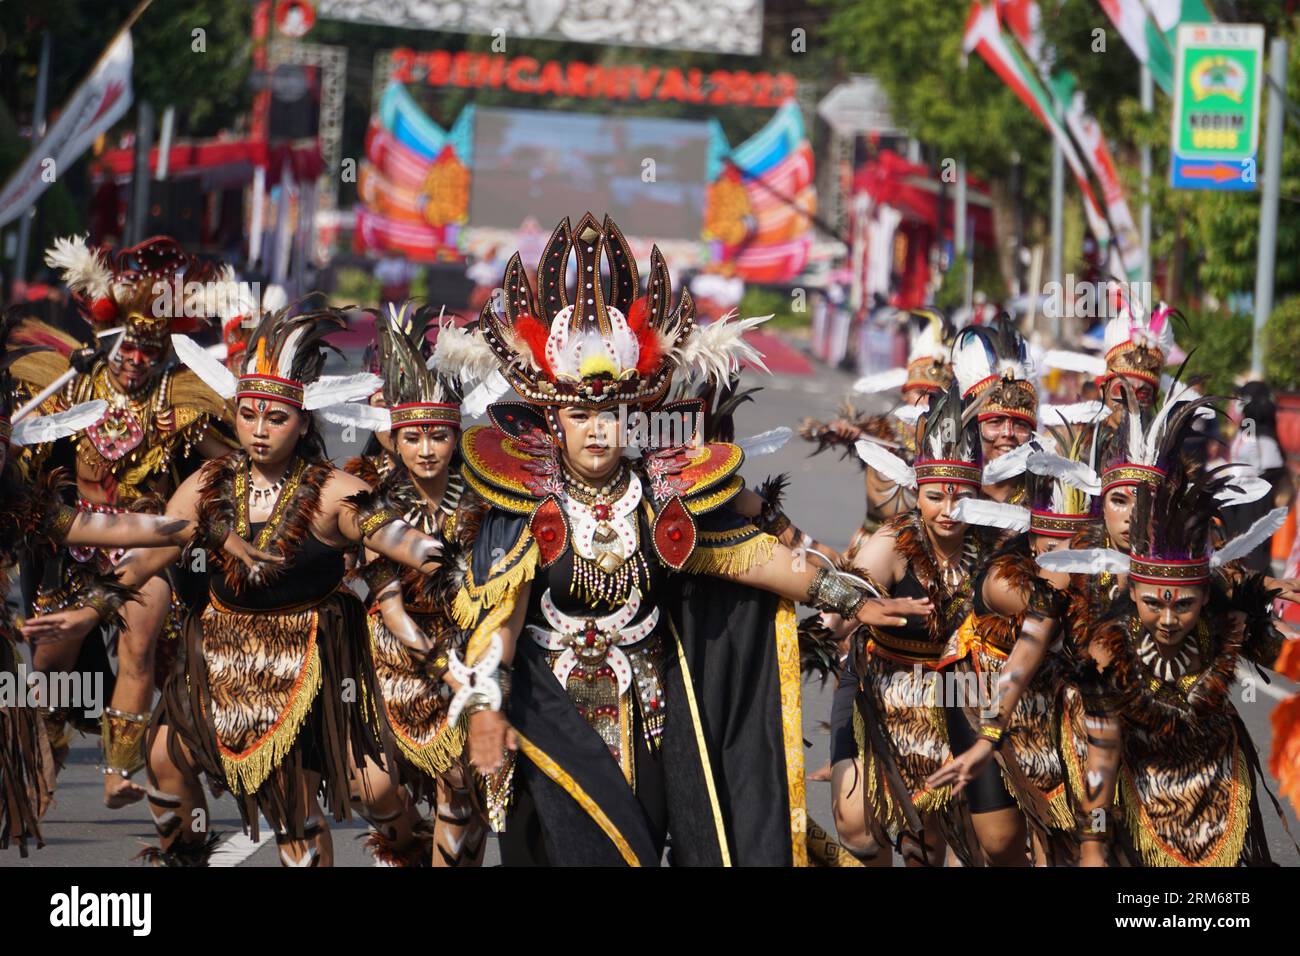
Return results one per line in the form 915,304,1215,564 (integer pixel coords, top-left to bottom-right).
5,350,1296,867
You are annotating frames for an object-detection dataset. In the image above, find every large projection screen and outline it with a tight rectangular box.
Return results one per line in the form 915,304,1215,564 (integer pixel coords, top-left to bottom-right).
469,108,710,241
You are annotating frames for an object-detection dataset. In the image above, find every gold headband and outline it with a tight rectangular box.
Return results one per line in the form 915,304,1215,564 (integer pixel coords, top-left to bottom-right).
1029,510,1095,538
236,374,305,408
914,460,982,487
390,402,461,429
1128,556,1210,586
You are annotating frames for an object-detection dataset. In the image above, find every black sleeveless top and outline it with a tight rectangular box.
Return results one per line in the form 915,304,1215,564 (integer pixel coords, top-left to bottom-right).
209,521,345,611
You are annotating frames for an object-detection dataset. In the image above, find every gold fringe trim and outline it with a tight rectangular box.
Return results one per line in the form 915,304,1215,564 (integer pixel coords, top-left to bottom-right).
368,616,467,777
217,617,322,796
775,599,809,866
515,732,641,866
681,533,776,577
464,585,520,667
852,694,951,835
668,616,732,865
1120,734,1252,867
452,536,538,629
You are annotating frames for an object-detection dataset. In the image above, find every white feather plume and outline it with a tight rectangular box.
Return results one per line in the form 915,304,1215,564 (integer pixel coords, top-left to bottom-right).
432,321,501,386
672,311,771,384
948,497,1030,532
1043,349,1106,376
1038,401,1108,425
9,400,108,446
319,402,393,432
981,442,1035,484
461,370,511,420
171,334,238,399
855,439,916,489
1215,471,1271,507
852,368,907,394
1036,548,1131,575
43,235,112,300
1026,451,1102,495
1211,506,1289,568
736,426,792,457
303,373,384,410
892,404,927,426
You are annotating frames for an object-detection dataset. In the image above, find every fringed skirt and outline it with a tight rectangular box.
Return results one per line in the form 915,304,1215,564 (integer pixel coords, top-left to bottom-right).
367,611,467,804
155,589,385,840
1,634,55,855
943,616,1074,834
850,645,954,842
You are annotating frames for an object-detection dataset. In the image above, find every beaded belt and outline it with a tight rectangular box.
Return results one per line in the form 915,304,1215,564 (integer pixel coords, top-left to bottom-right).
69,497,127,565
527,587,659,695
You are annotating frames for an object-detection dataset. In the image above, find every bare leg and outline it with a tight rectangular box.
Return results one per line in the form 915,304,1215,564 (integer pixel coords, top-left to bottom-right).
431,765,486,868
351,754,426,865
831,757,892,866
969,806,1030,866
275,772,333,868
141,724,215,865
900,812,947,867
103,575,171,808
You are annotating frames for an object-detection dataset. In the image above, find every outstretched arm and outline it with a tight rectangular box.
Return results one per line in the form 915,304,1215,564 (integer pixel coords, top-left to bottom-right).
326,469,442,571
715,537,931,628
465,580,529,775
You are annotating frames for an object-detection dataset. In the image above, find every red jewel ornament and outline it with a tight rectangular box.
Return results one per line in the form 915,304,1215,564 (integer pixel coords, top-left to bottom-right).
593,503,610,521
584,628,597,647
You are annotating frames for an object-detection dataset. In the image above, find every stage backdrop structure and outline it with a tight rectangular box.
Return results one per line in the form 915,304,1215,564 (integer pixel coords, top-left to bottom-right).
355,83,816,284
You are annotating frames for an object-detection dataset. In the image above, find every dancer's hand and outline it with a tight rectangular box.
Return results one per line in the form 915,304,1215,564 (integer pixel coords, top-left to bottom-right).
1269,576,1300,604
222,532,285,572
855,596,932,628
468,709,518,775
925,741,995,795
21,606,101,644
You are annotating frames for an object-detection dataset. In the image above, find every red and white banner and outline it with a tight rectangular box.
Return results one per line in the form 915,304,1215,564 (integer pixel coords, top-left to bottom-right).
0,31,134,229
963,4,1112,246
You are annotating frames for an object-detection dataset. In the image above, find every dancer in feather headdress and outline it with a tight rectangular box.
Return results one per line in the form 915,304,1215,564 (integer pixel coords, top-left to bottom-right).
323,303,493,867
951,315,1039,506
91,304,451,866
13,235,240,809
447,213,927,866
801,308,955,554
1035,394,1298,866
828,381,995,866
923,423,1103,864
1,309,281,855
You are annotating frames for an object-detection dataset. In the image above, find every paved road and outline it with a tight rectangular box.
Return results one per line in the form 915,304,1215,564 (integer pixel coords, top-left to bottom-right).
5,350,1296,866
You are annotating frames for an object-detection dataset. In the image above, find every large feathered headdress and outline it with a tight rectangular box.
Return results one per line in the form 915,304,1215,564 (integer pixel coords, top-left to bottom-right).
170,303,379,411
951,315,1038,427
1038,396,1286,583
477,212,767,411
0,307,107,449
1102,299,1177,389
855,380,984,490
43,234,218,347
852,307,956,397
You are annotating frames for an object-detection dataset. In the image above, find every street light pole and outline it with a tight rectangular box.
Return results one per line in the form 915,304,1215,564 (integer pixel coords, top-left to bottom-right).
1252,37,1287,377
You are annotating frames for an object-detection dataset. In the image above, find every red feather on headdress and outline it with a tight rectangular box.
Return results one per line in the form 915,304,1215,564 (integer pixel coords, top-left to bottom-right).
627,296,661,376
514,312,554,379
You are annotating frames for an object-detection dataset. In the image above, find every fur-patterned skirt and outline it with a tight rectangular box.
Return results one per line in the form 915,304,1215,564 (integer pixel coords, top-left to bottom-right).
367,611,467,804
154,589,386,840
943,614,1073,833
850,645,953,840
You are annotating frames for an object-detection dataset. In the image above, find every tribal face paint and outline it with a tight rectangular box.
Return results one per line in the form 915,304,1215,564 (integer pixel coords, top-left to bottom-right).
1130,580,1206,648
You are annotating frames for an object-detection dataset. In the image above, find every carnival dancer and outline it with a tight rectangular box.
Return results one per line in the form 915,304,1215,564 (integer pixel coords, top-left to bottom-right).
1037,393,1297,866
923,427,1103,865
84,305,450,867
826,382,995,866
15,235,237,808
324,304,495,867
801,308,955,554
2,313,280,855
448,213,929,867
951,317,1040,504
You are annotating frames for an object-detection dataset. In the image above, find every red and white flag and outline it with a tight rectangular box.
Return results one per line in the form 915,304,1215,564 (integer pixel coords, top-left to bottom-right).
0,31,134,229
963,3,1112,247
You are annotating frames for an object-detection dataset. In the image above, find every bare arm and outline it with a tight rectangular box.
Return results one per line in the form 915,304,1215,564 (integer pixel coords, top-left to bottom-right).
324,469,442,571
111,470,205,588
65,511,196,551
